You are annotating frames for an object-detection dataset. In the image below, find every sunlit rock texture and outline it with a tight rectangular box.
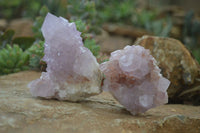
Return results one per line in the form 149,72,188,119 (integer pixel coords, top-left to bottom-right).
28,13,102,101
100,45,170,115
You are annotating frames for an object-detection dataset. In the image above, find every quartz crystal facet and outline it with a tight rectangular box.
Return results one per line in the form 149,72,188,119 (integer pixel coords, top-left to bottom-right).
100,45,170,115
28,13,102,101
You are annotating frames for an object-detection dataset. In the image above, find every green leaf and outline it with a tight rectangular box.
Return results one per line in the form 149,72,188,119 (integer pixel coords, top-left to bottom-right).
0,44,29,75
84,38,100,57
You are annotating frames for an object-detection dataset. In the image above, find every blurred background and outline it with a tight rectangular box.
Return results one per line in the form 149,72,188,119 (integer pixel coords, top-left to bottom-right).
0,0,200,74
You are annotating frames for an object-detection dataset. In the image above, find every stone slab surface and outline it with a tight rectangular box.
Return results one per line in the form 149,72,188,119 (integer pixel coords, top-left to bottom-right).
0,71,200,133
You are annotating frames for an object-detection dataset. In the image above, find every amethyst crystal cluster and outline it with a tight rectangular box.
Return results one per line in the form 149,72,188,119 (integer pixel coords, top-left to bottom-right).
28,13,170,115
100,45,170,115
28,13,102,101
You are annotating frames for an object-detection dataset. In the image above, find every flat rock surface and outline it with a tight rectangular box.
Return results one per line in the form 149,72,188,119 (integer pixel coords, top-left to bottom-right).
0,71,200,133
7,19,34,38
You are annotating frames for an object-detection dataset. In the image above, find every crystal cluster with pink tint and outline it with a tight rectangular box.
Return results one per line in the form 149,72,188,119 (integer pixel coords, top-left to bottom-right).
28,12,170,115
28,13,102,101
100,45,170,115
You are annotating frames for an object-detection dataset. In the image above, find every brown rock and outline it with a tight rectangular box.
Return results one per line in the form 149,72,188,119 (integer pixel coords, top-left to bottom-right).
7,19,34,38
102,23,152,38
0,71,200,133
134,35,200,104
0,19,7,30
96,31,132,53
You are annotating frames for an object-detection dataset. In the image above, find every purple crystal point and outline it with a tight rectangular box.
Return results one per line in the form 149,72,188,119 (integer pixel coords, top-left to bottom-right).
28,13,102,101
100,45,170,115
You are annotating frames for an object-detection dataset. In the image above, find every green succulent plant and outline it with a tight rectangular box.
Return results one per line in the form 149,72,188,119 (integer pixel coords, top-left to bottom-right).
74,19,100,57
84,38,100,57
0,44,29,75
68,0,102,34
26,41,45,70
0,0,68,19
74,20,89,35
32,5,49,41
99,0,134,24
